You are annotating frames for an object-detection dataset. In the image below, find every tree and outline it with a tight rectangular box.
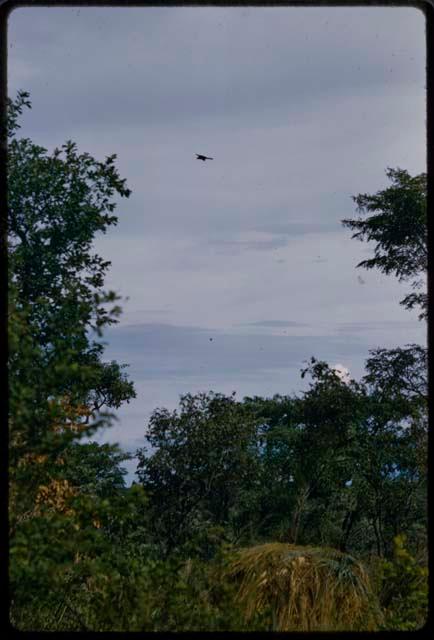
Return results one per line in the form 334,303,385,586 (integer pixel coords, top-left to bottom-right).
8,92,131,334
136,392,263,553
244,362,366,548
339,168,427,559
8,92,139,630
342,168,427,319
8,91,136,463
356,347,427,557
241,394,301,542
243,354,426,559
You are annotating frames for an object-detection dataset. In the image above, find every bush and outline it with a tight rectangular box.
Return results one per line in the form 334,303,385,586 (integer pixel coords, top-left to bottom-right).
378,534,428,630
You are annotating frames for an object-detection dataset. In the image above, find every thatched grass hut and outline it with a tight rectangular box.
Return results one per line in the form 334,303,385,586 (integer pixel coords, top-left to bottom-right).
228,542,382,631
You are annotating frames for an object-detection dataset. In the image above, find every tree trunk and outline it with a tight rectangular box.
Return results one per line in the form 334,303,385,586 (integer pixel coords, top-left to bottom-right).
289,484,310,544
339,508,357,552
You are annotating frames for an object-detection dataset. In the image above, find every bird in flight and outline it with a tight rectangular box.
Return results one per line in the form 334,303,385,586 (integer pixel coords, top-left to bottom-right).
196,153,213,161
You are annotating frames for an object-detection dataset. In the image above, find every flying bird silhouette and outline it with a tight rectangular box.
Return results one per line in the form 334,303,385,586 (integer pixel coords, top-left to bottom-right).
196,154,213,161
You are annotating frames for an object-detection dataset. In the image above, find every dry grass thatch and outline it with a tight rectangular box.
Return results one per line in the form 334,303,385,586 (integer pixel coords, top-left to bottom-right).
228,542,382,631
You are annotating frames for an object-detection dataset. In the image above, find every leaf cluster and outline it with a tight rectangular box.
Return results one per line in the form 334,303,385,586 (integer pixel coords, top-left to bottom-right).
342,168,427,318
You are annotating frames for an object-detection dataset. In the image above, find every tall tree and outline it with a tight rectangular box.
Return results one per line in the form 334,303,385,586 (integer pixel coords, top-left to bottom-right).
8,92,139,630
8,91,136,463
340,167,427,558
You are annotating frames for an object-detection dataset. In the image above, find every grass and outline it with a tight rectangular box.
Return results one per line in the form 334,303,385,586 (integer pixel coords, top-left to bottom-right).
227,542,382,631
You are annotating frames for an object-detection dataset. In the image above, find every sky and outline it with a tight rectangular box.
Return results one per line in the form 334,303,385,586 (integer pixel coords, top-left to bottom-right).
8,4,426,482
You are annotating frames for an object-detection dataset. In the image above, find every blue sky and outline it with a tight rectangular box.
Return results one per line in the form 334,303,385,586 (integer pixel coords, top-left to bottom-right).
8,5,426,481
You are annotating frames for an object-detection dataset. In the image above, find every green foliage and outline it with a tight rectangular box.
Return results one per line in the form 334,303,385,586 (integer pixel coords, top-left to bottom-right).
125,550,252,631
377,534,428,630
342,168,427,318
10,514,250,632
7,93,137,474
8,90,135,459
8,92,137,630
135,346,427,563
85,360,136,413
136,391,263,551
55,442,130,497
10,483,154,631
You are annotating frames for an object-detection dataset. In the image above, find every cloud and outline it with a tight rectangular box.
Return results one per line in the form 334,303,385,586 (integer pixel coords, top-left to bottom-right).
332,363,351,384
8,6,425,135
240,320,308,328
336,320,422,334
104,321,371,384
208,236,288,254
206,223,340,255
